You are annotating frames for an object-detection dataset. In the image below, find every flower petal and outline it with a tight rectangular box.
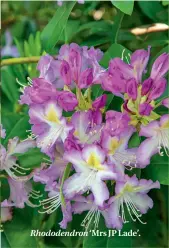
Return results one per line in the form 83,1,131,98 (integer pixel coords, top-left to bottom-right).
151,53,169,81
63,173,88,199
130,47,150,83
64,150,89,172
90,180,109,207
137,137,158,168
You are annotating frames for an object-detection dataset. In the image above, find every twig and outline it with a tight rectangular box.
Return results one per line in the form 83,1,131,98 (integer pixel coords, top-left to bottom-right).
131,23,169,36
0,56,41,67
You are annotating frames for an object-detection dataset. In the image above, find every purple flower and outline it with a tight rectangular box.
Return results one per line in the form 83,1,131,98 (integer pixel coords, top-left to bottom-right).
105,46,150,85
39,181,72,229
126,79,137,100
63,145,117,207
60,60,72,86
78,68,94,89
139,103,153,116
1,30,19,58
138,114,169,167
101,71,126,97
66,110,103,149
108,175,160,229
2,179,41,208
0,137,36,180
101,128,137,176
20,78,58,106
92,94,107,110
34,144,67,186
162,98,169,108
151,53,169,82
104,110,130,137
57,43,103,88
29,101,73,154
37,55,63,88
57,91,78,111
147,78,167,101
141,78,153,96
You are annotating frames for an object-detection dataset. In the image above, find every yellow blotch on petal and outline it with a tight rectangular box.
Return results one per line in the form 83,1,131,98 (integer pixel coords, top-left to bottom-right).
45,105,60,123
161,120,169,129
108,137,122,155
87,153,103,170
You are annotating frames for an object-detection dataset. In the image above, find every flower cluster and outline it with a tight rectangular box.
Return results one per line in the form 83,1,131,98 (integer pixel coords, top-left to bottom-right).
1,44,169,231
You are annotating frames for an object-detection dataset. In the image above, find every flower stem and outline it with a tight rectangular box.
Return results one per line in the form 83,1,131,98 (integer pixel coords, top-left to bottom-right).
0,56,41,67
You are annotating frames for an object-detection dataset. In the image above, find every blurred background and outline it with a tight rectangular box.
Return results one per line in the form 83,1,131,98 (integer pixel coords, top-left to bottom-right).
1,1,169,248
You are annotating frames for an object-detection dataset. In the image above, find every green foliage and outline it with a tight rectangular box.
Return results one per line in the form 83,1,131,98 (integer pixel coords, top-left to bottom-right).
41,2,75,52
1,67,19,103
112,0,134,15
145,154,169,185
16,148,47,169
101,43,131,67
138,1,168,24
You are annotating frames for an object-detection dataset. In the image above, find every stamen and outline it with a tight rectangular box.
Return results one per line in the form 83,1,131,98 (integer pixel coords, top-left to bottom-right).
114,152,137,170
125,56,130,64
39,193,61,214
125,195,146,224
16,78,27,88
81,206,100,231
11,167,27,175
157,129,169,157
121,49,126,61
27,77,33,86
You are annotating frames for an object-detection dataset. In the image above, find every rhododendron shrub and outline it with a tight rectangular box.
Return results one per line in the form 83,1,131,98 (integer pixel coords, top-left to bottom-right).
1,1,168,248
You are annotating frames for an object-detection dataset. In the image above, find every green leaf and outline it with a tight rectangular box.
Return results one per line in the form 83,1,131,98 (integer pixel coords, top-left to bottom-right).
144,154,169,185
3,208,38,248
106,94,115,110
14,38,24,57
162,0,169,6
1,232,11,248
100,43,131,68
1,67,19,103
138,1,168,24
16,148,47,169
4,115,30,144
24,40,31,57
112,0,134,15
77,21,112,35
2,113,22,137
35,31,42,56
91,85,105,99
83,216,133,248
59,20,80,43
41,2,75,52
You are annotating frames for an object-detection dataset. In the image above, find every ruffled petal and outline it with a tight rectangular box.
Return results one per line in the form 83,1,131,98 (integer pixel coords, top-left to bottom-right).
82,145,106,165
137,137,158,168
63,173,88,199
108,198,123,230
90,179,109,207
151,53,169,81
130,47,150,83
129,192,153,214
64,150,89,172
139,121,159,138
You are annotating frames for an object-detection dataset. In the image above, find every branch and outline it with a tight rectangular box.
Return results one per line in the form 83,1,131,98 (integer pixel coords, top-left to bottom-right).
131,23,169,36
0,56,41,67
